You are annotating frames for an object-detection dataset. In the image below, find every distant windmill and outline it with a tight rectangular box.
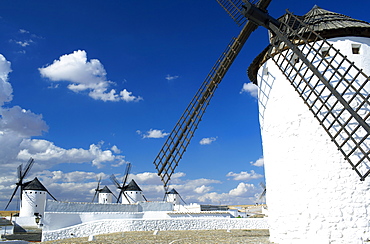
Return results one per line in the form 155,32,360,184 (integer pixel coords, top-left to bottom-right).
92,176,116,204
110,163,132,203
5,158,57,210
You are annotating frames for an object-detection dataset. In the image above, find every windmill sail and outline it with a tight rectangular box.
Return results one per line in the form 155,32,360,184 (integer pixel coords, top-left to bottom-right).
244,3,370,180
216,0,251,26
5,158,35,210
153,0,273,188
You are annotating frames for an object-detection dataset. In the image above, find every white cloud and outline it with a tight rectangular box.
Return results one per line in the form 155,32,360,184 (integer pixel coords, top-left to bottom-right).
240,82,258,98
250,157,264,167
141,129,169,139
194,185,212,194
199,137,217,145
165,74,179,81
226,170,263,181
0,106,48,137
0,54,13,106
39,50,142,102
15,40,33,47
19,29,30,34
18,139,126,168
229,182,256,196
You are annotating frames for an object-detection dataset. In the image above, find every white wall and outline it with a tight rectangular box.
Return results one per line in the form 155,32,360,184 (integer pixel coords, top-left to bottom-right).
258,36,370,243
19,190,46,218
41,218,268,242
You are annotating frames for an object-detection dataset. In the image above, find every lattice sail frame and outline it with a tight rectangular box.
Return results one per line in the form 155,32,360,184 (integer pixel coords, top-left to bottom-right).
153,26,254,188
216,0,255,26
264,10,370,180
153,0,273,188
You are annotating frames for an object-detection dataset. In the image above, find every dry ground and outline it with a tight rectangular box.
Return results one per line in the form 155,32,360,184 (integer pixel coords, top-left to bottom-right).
43,229,272,244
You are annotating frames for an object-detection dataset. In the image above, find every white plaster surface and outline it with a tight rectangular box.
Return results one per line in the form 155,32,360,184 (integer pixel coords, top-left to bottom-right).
41,218,268,242
257,36,370,243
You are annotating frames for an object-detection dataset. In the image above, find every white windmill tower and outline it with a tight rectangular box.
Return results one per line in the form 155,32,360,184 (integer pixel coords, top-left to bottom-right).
91,176,114,204
5,158,57,227
164,188,180,205
121,179,147,204
246,4,370,243
148,0,370,243
110,163,147,204
98,186,114,204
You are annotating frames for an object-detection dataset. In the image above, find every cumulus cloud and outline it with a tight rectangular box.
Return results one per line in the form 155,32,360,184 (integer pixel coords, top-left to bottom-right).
0,54,130,209
240,82,258,98
39,50,142,102
165,74,179,81
226,170,263,181
138,129,169,139
250,157,264,167
0,55,13,106
229,182,256,196
18,139,126,168
199,137,217,145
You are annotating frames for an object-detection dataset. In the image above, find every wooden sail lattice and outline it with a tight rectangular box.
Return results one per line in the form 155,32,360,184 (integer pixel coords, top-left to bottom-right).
154,27,253,187
153,0,273,188
264,10,370,180
216,0,252,26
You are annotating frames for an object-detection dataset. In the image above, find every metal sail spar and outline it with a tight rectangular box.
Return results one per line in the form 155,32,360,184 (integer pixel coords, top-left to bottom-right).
153,0,273,188
249,7,370,180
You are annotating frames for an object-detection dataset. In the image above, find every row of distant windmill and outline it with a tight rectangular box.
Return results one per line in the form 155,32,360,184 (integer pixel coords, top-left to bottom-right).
4,157,194,210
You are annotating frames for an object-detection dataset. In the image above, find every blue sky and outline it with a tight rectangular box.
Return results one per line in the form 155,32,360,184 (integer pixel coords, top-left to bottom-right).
1,0,369,209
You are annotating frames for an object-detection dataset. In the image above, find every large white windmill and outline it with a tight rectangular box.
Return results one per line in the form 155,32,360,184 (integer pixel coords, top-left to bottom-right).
151,0,370,243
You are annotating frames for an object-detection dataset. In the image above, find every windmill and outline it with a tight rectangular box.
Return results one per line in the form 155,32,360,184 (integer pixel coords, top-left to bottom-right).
151,1,370,242
258,182,266,204
5,157,35,210
91,176,102,202
110,162,131,203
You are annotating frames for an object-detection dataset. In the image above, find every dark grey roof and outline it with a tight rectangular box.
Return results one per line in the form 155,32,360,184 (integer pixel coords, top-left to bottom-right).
248,6,370,84
167,188,179,195
23,177,47,191
100,186,113,194
125,179,142,192
302,6,370,34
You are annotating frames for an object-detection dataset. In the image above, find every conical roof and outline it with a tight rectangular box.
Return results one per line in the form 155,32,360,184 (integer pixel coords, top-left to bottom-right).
248,6,370,84
125,179,142,191
302,6,370,33
100,186,113,194
167,188,179,194
23,177,47,191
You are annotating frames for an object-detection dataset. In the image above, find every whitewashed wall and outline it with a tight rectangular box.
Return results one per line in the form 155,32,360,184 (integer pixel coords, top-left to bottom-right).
257,36,370,243
41,217,268,242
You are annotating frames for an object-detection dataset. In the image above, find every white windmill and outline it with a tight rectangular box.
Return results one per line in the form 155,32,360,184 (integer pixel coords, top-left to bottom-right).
5,158,57,227
151,0,370,243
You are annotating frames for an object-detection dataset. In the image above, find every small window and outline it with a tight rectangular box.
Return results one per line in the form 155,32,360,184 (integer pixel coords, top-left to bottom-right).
352,44,361,54
321,47,330,57
262,67,269,76
291,53,300,64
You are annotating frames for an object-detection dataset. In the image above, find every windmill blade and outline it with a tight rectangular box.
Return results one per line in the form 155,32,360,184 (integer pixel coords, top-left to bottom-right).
244,3,370,180
110,174,121,189
153,0,272,188
4,185,20,210
21,157,34,180
17,164,22,181
122,163,132,187
92,176,102,202
216,0,251,26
